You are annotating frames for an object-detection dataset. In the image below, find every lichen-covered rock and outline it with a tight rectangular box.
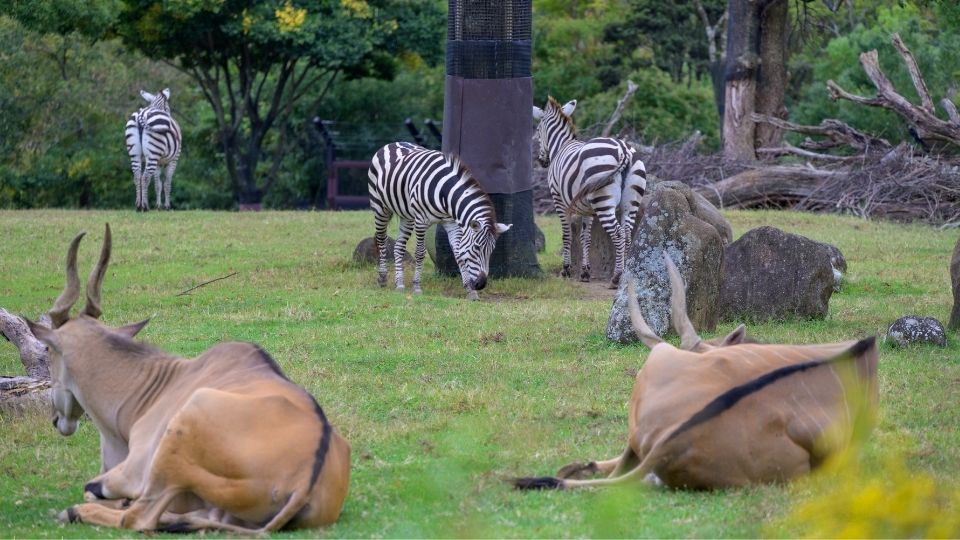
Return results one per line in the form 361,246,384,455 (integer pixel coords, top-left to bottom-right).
606,181,726,343
886,316,947,347
950,236,960,331
719,226,841,322
352,236,414,266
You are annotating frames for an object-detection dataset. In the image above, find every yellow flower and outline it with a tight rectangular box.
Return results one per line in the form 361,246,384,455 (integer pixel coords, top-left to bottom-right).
275,1,307,33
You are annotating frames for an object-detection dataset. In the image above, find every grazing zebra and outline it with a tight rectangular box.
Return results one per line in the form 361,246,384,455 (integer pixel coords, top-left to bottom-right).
533,96,647,287
125,88,181,211
367,142,512,300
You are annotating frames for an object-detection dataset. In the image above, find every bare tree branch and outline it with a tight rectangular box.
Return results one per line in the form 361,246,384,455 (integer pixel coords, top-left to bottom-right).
891,33,935,114
601,80,638,137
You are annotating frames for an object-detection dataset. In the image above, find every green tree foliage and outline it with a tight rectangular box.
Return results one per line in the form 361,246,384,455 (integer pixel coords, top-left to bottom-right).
112,0,444,205
0,15,230,209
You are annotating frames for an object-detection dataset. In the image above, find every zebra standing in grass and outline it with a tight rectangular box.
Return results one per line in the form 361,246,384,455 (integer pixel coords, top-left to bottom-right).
125,88,181,211
367,142,512,300
533,96,647,288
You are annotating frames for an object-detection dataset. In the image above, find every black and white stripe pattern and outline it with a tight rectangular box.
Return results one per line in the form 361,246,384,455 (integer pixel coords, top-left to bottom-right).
533,96,646,286
367,142,511,300
125,88,181,211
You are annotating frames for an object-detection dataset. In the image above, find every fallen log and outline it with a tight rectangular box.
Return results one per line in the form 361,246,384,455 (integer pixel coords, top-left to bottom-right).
695,165,844,209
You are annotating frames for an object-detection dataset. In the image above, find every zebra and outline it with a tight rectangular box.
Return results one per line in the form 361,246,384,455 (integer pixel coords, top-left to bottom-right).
125,88,181,211
367,142,512,300
533,96,647,288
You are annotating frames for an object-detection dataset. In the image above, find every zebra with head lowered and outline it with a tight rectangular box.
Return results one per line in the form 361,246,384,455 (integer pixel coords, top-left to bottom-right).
533,96,647,288
125,88,181,211
368,142,512,300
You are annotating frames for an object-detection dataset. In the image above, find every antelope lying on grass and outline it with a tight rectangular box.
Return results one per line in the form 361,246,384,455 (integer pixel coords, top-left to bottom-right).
515,253,878,490
25,225,350,533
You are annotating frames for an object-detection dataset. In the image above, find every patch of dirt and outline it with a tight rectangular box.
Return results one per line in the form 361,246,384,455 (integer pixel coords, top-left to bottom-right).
573,280,618,301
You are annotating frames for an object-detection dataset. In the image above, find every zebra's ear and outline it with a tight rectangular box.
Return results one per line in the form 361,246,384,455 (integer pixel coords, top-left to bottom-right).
495,223,512,235
140,90,155,102
161,88,171,100
532,106,543,120
561,100,577,116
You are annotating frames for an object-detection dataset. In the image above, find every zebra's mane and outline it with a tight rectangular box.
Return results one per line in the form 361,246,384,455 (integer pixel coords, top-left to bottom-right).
546,96,577,137
447,153,498,226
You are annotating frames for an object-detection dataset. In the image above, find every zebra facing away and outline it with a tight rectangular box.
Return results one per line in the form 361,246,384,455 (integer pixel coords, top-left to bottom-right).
533,96,647,288
125,88,181,211
368,142,512,300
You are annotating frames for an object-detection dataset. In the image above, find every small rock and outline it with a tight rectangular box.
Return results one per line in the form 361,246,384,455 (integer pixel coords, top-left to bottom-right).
885,316,947,347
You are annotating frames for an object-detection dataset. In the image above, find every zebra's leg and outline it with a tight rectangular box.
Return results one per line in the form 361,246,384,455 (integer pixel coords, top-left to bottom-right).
139,169,151,212
131,162,143,212
393,219,413,291
412,222,428,295
153,164,163,211
558,212,573,279
596,209,626,288
579,215,593,282
163,159,178,210
373,210,393,288
142,158,158,211
443,222,477,300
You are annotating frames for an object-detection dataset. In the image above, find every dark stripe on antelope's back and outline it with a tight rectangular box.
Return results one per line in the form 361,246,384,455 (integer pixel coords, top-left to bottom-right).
252,343,289,380
665,359,826,443
308,397,333,491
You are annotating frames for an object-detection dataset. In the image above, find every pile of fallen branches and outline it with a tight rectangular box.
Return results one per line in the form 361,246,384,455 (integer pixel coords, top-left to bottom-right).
795,148,960,225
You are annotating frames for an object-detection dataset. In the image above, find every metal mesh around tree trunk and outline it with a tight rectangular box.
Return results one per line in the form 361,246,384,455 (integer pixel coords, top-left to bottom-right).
438,0,541,279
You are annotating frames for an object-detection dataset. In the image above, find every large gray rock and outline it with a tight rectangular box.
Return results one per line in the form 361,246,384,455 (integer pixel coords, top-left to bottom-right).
607,181,727,343
719,226,841,322
886,316,947,347
950,236,960,331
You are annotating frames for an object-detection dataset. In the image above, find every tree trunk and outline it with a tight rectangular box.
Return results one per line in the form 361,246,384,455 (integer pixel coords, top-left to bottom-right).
754,0,788,149
722,0,762,161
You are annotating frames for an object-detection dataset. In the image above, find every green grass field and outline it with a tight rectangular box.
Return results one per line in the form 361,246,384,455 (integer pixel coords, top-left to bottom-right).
0,209,957,538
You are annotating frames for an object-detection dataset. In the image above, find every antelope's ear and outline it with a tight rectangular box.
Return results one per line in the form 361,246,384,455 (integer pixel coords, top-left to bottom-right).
532,106,543,120
140,90,154,102
561,99,577,116
161,88,170,99
116,318,150,338
719,324,747,347
25,318,57,348
495,223,512,235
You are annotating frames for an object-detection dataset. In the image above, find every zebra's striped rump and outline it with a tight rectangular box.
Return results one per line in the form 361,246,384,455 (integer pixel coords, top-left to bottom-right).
368,142,512,300
125,88,182,212
533,96,647,286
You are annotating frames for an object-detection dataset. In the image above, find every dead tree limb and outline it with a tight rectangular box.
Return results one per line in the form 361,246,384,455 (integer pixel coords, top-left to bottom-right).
0,309,50,379
601,80,638,137
176,272,238,296
891,33,935,114
0,308,51,413
826,33,960,148
751,113,891,152
756,142,864,162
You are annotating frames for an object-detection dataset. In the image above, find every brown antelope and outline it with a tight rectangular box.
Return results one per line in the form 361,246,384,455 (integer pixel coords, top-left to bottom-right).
24,224,350,533
514,253,878,490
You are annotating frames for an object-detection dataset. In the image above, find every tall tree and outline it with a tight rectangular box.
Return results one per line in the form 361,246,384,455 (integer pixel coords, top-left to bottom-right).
114,0,443,207
722,0,788,160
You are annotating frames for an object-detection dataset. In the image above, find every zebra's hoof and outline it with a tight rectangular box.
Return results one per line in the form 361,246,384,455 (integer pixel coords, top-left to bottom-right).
610,272,622,288
560,266,571,278
466,290,480,301
579,271,591,282
377,277,387,288
413,287,423,295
